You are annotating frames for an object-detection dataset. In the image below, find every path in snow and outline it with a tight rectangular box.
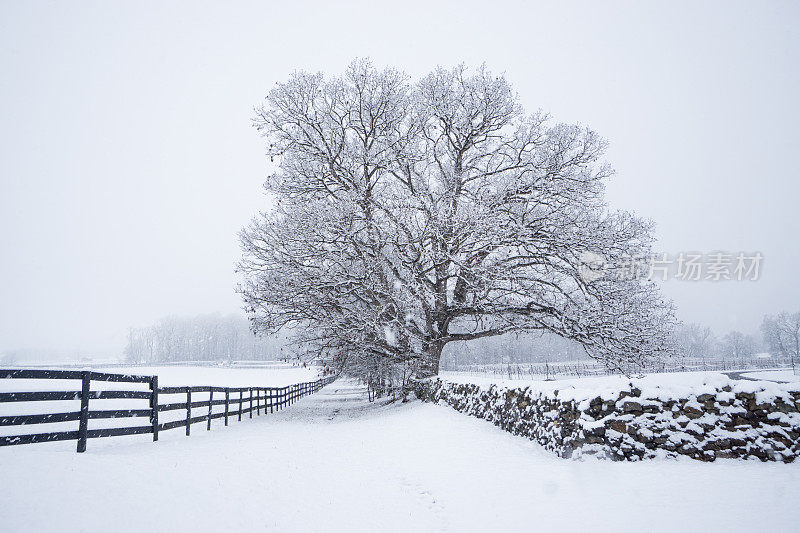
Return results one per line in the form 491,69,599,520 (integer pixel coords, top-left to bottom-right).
723,370,790,383
1,380,798,533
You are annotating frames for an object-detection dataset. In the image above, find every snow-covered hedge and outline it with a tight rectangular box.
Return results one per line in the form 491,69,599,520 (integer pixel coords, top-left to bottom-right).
415,377,800,462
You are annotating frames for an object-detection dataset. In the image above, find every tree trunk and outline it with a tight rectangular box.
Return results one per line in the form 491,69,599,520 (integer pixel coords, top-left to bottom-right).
415,341,443,379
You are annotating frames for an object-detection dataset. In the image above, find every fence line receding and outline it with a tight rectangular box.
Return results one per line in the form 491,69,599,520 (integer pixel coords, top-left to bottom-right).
0,369,336,452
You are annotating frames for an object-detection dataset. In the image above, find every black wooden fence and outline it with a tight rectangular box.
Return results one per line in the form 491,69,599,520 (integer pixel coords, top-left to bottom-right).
0,369,336,452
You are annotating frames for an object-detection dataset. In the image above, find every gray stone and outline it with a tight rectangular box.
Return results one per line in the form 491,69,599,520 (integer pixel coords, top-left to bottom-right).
683,405,703,419
622,401,643,413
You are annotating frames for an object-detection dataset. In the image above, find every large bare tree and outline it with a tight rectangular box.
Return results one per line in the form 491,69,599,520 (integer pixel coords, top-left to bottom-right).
237,60,675,385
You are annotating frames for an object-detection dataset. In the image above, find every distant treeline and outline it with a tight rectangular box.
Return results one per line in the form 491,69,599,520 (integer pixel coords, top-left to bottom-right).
124,314,289,363
440,332,587,370
440,311,800,371
122,310,799,369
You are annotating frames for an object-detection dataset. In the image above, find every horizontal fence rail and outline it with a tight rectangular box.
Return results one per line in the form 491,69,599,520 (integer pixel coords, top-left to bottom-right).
0,369,336,452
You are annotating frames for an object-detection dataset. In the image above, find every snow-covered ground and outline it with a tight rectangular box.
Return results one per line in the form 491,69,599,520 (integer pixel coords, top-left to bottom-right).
0,363,319,391
1,380,798,533
744,369,799,382
439,368,799,401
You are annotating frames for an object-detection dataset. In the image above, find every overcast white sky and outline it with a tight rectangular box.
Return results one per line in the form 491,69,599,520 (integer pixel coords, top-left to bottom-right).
1,1,799,357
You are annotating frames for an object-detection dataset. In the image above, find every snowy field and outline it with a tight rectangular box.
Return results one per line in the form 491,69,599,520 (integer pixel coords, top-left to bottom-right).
0,362,318,389
439,368,800,399
744,369,800,382
1,380,798,533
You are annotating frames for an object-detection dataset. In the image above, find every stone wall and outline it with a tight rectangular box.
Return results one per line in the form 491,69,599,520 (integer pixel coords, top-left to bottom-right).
415,377,800,462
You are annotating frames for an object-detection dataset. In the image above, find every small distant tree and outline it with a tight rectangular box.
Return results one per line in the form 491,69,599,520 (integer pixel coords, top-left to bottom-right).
761,311,800,373
721,331,758,359
123,327,151,364
238,60,676,387
675,323,715,360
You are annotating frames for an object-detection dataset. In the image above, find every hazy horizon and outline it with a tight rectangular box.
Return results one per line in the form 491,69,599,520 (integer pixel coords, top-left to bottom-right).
2,1,799,358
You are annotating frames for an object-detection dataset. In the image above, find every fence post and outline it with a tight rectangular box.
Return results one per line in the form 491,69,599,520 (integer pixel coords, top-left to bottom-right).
269,388,274,413
76,371,91,453
150,376,159,442
224,388,229,426
207,389,213,431
238,390,243,421
249,387,253,419
186,387,191,436
257,388,261,416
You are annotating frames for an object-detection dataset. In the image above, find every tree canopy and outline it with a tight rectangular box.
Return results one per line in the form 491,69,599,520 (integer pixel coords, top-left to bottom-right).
238,60,675,386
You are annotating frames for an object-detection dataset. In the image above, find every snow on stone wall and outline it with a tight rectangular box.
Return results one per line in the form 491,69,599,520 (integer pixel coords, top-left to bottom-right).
415,377,800,462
